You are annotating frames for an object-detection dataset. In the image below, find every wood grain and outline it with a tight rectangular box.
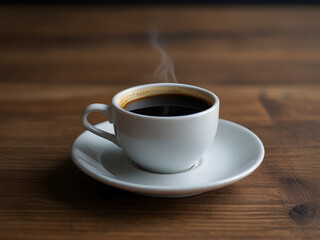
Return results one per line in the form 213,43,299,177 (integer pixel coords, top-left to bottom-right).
0,6,319,240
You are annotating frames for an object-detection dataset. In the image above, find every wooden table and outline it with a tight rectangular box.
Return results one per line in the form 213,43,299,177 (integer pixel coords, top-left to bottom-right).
0,6,319,240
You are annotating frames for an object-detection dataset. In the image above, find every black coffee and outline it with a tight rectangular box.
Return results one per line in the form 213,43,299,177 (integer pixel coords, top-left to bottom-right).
124,94,211,117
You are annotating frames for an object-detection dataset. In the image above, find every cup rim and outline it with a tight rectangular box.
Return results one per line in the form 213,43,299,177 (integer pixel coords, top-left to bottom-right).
112,83,219,119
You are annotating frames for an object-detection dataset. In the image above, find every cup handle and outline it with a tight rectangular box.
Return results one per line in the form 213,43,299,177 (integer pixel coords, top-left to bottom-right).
81,103,120,147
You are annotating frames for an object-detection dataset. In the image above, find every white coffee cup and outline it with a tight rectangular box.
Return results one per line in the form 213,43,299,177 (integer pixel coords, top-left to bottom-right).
82,83,219,174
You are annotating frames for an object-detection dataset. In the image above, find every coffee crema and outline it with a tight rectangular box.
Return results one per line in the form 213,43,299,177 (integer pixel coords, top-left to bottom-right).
123,94,212,117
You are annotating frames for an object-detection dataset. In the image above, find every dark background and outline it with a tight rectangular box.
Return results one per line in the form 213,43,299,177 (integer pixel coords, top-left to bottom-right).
1,0,320,5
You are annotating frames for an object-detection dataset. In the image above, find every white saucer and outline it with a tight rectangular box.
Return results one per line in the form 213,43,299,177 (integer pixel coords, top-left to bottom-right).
71,119,264,198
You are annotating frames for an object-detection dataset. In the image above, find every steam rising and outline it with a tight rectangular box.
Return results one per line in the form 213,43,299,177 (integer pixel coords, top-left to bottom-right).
150,31,177,83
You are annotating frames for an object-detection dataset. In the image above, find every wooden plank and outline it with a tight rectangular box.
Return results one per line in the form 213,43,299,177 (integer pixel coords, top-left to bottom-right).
0,6,319,240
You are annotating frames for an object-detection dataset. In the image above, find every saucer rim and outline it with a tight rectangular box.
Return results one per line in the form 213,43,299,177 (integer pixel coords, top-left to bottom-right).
71,119,265,195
